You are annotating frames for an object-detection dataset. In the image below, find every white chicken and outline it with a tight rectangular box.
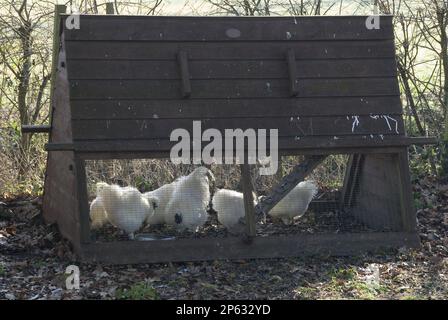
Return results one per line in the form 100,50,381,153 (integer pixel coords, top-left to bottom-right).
89,182,109,229
268,180,318,224
143,182,177,226
213,189,258,233
164,167,215,231
96,183,159,239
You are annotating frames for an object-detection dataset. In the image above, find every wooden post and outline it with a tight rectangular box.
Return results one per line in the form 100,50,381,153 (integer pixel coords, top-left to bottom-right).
178,50,192,98
241,164,257,242
397,149,417,232
49,4,67,122
75,156,91,244
340,154,364,208
106,2,115,14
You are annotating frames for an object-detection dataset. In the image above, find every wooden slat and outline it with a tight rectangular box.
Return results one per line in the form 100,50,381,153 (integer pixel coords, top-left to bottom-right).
287,49,299,96
43,36,81,251
80,232,420,264
341,154,364,207
72,116,404,141
69,78,399,99
63,16,393,42
177,50,191,97
257,155,326,215
75,156,91,243
49,136,425,154
67,58,397,80
49,4,67,121
21,125,51,134
65,40,396,60
397,150,417,232
241,164,257,240
352,153,404,231
71,97,403,120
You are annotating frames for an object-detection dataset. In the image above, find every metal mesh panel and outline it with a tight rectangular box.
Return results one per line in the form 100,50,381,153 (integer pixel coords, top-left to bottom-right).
85,154,393,243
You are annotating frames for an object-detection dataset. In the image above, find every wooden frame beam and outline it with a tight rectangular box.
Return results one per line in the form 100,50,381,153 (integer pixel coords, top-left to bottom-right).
341,154,364,208
80,232,420,265
240,164,257,241
256,155,327,216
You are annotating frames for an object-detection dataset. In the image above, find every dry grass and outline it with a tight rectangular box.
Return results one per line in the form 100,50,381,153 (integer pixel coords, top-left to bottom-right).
0,130,47,196
84,155,349,199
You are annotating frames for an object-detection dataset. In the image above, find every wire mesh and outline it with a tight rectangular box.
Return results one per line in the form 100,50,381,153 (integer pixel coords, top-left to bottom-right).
85,154,395,243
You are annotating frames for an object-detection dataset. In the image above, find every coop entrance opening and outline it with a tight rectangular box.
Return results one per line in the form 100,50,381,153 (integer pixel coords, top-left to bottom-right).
84,154,406,246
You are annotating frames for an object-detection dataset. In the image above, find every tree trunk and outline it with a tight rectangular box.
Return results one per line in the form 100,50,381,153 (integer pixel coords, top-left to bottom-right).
16,23,32,181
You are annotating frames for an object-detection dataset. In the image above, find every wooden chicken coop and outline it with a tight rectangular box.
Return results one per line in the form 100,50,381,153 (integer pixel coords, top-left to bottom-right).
23,7,436,264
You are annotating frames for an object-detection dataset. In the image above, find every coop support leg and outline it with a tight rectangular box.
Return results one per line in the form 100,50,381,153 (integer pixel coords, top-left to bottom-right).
75,156,91,243
240,163,257,242
256,155,327,216
397,149,417,233
340,154,364,208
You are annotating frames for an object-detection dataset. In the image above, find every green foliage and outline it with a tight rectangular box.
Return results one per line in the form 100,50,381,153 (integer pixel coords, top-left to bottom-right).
294,286,317,300
328,267,358,281
134,176,153,193
115,282,159,300
326,266,387,299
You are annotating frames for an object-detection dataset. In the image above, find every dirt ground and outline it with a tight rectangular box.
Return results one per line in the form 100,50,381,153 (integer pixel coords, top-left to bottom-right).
0,176,447,300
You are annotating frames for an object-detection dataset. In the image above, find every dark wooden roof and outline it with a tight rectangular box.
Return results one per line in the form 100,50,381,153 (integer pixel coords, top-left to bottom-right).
59,15,406,153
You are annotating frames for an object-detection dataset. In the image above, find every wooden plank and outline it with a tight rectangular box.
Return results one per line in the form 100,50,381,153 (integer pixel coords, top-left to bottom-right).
75,156,91,243
49,4,66,120
286,49,299,96
80,232,419,264
240,164,257,240
73,147,406,161
177,50,192,97
257,155,327,215
21,125,51,134
65,40,396,61
71,116,405,140
43,33,82,252
351,153,404,231
72,147,407,162
48,137,424,154
341,154,364,207
69,78,400,99
71,97,403,119
43,151,79,245
397,149,417,232
67,58,397,80
63,15,393,41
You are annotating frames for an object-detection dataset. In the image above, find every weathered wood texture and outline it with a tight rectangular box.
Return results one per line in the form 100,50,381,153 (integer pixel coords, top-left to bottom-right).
21,125,51,134
44,15,425,263
240,164,256,239
81,232,420,265
350,153,412,231
60,15,408,151
341,154,364,208
43,34,81,250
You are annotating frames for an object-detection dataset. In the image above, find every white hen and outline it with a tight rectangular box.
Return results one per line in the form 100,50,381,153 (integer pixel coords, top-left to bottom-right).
164,167,214,231
143,182,177,226
213,189,258,232
268,180,318,224
97,184,158,239
89,182,109,229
